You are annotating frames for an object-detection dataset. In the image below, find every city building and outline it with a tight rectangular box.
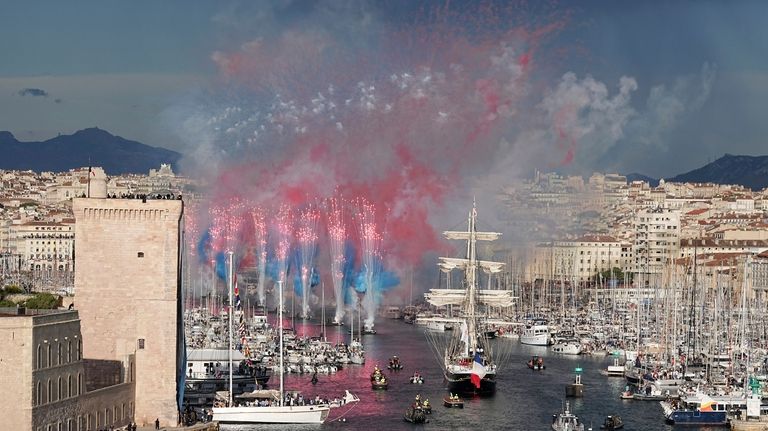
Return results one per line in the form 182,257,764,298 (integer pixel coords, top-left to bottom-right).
0,308,134,431
632,207,681,280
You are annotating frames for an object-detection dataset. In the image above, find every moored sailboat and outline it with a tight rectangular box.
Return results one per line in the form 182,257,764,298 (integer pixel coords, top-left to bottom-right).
212,253,358,424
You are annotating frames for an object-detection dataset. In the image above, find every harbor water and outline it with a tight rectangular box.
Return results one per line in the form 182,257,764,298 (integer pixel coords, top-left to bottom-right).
218,318,698,431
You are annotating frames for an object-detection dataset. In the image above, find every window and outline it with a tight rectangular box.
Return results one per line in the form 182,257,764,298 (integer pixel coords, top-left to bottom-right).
47,345,52,367
68,341,72,362
37,344,43,369
76,340,82,361
137,252,144,258
68,374,73,397
58,377,63,401
37,381,42,405
58,343,63,365
77,373,82,395
47,379,52,403
137,339,145,349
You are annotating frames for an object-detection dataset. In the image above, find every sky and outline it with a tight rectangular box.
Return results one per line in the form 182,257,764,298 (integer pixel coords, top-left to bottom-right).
1,0,767,179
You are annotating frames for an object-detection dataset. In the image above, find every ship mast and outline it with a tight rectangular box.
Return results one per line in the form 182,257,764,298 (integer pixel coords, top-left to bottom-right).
466,202,478,354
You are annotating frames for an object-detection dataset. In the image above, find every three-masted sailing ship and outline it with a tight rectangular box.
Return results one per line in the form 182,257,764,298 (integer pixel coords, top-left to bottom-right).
424,203,514,394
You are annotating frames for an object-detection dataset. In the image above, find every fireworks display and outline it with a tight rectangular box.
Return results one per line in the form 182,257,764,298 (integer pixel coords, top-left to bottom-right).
295,204,320,319
249,207,267,306
326,196,347,324
179,3,578,325
354,197,385,330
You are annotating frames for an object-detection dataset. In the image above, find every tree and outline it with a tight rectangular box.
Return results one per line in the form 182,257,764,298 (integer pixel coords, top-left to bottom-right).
24,293,60,309
3,285,23,295
595,267,632,284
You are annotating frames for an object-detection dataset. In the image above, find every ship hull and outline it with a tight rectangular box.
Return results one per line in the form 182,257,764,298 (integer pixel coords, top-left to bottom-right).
213,405,330,424
445,371,496,395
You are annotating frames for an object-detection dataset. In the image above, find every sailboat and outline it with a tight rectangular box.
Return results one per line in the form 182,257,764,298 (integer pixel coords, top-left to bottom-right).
424,202,514,394
213,252,359,424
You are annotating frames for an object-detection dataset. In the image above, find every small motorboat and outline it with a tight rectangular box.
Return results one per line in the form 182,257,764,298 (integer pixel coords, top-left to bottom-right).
443,394,464,408
600,415,624,430
371,376,388,390
527,355,546,370
552,401,584,431
619,389,634,400
388,355,404,370
404,405,427,424
370,366,384,382
410,373,424,384
422,399,432,414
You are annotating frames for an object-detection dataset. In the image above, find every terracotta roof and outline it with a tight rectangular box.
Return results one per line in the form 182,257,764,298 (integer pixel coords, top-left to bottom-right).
685,208,709,216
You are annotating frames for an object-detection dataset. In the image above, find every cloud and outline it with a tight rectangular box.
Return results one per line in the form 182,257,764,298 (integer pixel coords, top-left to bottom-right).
492,63,717,175
18,87,49,97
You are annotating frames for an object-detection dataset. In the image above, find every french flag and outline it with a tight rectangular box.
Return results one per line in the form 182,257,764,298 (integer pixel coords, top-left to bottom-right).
470,352,486,389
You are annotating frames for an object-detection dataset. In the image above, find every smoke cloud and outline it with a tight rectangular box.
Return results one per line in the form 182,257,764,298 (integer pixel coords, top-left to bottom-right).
171,2,717,312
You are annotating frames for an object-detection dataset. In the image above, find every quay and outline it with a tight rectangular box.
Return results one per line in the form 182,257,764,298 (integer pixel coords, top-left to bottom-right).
135,422,219,431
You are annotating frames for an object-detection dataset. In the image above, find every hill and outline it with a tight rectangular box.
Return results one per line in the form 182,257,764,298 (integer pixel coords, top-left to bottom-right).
0,128,181,174
667,154,768,190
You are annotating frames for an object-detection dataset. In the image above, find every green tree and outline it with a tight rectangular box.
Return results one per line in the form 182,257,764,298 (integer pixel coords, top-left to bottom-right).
595,267,632,284
3,285,23,295
0,299,15,307
24,293,60,309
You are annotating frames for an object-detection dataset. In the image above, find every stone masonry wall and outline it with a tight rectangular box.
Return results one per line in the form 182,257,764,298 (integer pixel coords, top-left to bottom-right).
73,198,182,427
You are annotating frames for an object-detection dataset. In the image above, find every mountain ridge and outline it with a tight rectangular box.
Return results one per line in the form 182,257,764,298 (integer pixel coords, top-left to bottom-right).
620,154,768,191
0,128,181,174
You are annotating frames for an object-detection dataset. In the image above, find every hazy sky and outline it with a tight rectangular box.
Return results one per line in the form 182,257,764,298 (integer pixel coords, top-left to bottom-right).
1,0,766,178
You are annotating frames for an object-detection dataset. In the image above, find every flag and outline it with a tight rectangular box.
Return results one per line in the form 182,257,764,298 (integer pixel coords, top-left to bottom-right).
238,314,246,336
470,352,486,389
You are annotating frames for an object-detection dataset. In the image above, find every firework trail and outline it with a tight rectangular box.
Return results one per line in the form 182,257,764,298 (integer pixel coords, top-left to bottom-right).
326,196,347,324
250,207,268,306
295,204,320,319
354,197,384,330
273,205,293,312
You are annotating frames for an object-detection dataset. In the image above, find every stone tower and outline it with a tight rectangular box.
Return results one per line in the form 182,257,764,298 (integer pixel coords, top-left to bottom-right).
73,196,183,427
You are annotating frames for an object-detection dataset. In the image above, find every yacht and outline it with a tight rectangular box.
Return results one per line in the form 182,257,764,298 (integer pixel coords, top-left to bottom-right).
384,306,402,319
521,323,553,346
212,255,358,424
551,339,582,355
